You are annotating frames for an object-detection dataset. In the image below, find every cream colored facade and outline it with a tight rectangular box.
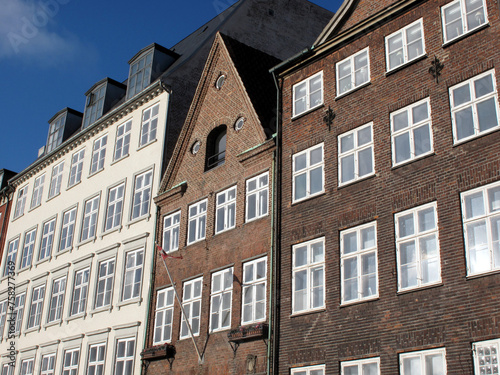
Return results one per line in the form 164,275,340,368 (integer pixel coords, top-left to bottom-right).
0,83,169,374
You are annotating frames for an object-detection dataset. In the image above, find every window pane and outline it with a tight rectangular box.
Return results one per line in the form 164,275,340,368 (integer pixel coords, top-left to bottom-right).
341,133,354,153
413,124,431,156
358,148,373,177
418,207,436,232
395,132,411,163
393,111,409,131
341,155,355,183
310,147,323,166
468,221,489,273
295,246,307,267
309,166,323,195
465,192,485,218
477,98,498,132
488,187,500,213
399,213,414,237
343,232,357,255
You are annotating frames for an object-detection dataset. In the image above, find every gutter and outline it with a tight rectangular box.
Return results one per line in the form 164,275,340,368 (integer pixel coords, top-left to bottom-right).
269,47,314,77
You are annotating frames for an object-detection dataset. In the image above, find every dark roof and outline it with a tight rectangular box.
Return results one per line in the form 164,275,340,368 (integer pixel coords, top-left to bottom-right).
48,107,83,124
84,77,127,96
128,43,180,64
220,33,281,135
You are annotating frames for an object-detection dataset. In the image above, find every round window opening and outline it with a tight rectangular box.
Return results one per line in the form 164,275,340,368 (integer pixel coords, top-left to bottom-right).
215,74,226,89
234,117,245,131
191,140,201,155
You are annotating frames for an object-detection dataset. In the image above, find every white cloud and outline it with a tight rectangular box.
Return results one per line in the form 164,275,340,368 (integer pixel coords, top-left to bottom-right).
0,0,92,66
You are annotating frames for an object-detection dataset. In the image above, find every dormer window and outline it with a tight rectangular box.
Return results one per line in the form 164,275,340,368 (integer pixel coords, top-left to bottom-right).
47,113,66,153
206,125,227,170
127,51,153,100
83,83,106,129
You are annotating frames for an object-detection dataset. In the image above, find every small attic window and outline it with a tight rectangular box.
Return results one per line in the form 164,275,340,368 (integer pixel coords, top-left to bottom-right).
127,51,153,99
215,74,226,90
83,83,106,129
234,117,245,131
46,113,66,153
206,125,227,170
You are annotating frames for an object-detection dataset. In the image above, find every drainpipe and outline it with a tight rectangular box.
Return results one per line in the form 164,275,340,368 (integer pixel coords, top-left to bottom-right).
266,147,276,375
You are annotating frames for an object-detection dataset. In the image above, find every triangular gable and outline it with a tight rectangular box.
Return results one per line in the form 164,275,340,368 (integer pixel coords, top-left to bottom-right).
315,0,403,46
158,32,277,194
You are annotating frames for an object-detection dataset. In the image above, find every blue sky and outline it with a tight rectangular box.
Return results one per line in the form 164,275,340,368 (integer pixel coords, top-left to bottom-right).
0,0,341,173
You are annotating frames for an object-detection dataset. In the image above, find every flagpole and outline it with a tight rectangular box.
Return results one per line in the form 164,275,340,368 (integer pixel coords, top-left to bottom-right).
159,251,204,364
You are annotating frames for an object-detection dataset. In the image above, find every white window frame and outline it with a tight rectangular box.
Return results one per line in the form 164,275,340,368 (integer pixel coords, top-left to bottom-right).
68,148,85,187
47,276,66,323
27,284,45,329
3,238,19,277
461,180,500,276
338,122,375,186
391,98,433,166
114,120,132,161
162,211,180,253
62,348,80,375
94,258,115,309
385,18,425,72
187,199,207,245
472,338,499,375
441,0,488,44
105,183,125,231
48,162,64,198
292,143,324,203
242,257,267,325
14,292,26,334
0,364,13,375
399,348,447,375
153,287,174,345
0,300,7,338
215,186,237,234
81,195,100,242
139,103,159,146
127,51,153,99
20,358,34,375
449,70,499,144
30,174,45,209
90,134,107,175
180,277,203,339
122,249,143,301
340,222,378,305
83,83,105,129
59,207,77,252
39,353,55,375
131,170,153,220
39,218,56,261
395,202,441,291
291,364,325,375
210,267,233,332
341,358,380,375
70,268,90,316
114,337,135,375
336,47,370,96
87,342,106,375
14,185,28,219
292,71,323,118
20,228,37,269
245,172,269,222
292,238,325,314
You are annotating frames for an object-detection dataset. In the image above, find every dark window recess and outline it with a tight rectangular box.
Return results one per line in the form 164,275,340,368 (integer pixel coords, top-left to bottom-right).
206,125,227,170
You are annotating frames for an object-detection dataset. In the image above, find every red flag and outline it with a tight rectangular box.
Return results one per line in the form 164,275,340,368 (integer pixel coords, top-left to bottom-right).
156,245,183,260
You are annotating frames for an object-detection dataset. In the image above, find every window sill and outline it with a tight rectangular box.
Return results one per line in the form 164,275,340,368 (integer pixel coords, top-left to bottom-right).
88,168,105,179
66,312,86,322
338,172,376,189
34,256,51,268
111,154,130,166
290,308,326,318
214,226,236,237
442,23,489,48
137,139,157,152
335,81,371,100
466,268,500,280
186,238,206,247
397,281,443,295
244,213,269,225
44,320,63,330
292,191,326,206
385,54,427,77
100,226,122,239
11,213,24,222
391,151,435,170
291,103,324,121
55,247,72,259
178,334,200,341
17,265,33,274
46,192,61,203
76,236,97,248
340,296,379,307
117,297,142,309
452,126,500,147
23,326,41,335
66,180,82,191
126,214,151,228
28,204,41,213
90,305,113,317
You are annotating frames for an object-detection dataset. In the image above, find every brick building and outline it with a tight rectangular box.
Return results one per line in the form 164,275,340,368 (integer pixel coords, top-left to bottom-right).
144,33,280,374
0,170,16,263
272,0,500,373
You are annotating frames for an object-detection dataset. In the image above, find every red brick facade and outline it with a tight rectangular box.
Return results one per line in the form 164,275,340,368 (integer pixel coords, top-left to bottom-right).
277,0,500,373
144,34,277,375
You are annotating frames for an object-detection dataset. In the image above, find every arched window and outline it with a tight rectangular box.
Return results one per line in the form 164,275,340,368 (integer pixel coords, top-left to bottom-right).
206,125,226,170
